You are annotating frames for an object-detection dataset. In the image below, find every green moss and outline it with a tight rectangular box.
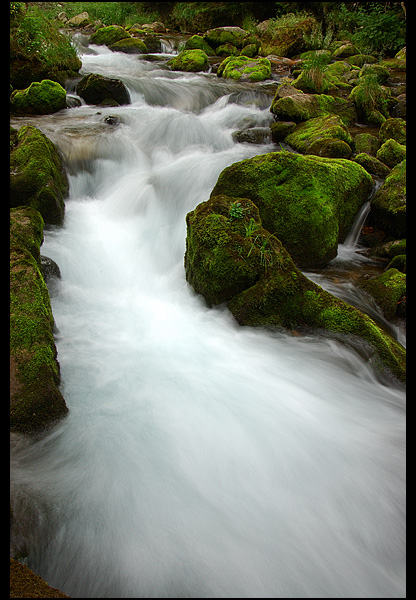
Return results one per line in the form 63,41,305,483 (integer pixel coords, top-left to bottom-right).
376,139,406,168
10,79,67,115
357,268,406,319
204,27,248,50
109,37,148,54
90,25,129,46
270,92,356,126
210,151,373,268
379,118,406,144
184,35,215,55
217,56,271,82
353,133,380,156
371,160,406,238
285,114,352,157
10,125,68,225
10,207,68,433
354,153,391,177
167,49,209,72
348,75,390,125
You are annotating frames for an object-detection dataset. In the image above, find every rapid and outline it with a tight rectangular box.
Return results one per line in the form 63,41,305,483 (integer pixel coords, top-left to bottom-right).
10,39,406,598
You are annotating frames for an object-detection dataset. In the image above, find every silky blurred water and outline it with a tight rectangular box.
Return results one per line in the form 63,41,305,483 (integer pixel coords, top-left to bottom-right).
10,44,405,598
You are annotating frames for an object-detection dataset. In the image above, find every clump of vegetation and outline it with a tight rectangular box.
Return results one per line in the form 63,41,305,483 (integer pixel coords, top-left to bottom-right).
10,3,79,70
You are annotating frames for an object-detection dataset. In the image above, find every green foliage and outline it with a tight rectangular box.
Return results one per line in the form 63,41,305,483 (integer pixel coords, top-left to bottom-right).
43,2,145,27
10,5,78,69
228,202,245,222
351,5,405,56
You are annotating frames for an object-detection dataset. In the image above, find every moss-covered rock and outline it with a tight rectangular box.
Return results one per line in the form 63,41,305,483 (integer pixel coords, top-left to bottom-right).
10,79,67,115
376,139,406,168
370,160,406,238
217,56,271,82
358,269,406,320
241,43,258,58
285,114,352,158
332,42,361,59
10,206,68,433
185,194,405,383
270,91,356,126
353,132,380,156
353,152,391,177
108,37,148,54
359,63,390,85
184,35,215,55
345,54,377,67
348,76,390,125
76,73,130,105
216,42,239,57
270,121,297,142
204,26,248,50
210,151,373,268
257,16,316,57
89,25,130,46
379,118,406,144
10,125,68,225
167,49,209,72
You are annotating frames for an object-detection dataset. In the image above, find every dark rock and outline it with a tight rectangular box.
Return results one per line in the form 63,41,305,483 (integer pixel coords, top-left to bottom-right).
76,73,130,106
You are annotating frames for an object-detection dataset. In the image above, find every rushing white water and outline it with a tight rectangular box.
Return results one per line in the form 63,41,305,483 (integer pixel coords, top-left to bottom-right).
10,45,405,598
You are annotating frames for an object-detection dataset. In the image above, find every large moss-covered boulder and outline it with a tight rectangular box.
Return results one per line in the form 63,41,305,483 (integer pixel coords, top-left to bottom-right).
285,114,353,158
108,37,148,54
167,49,209,72
185,194,405,383
76,73,130,105
210,151,373,267
270,90,356,126
89,25,130,46
370,160,406,238
217,56,271,82
10,79,67,115
10,125,68,225
10,206,68,433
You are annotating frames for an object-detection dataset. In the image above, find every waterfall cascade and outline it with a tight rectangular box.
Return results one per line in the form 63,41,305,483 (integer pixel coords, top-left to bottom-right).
10,42,405,599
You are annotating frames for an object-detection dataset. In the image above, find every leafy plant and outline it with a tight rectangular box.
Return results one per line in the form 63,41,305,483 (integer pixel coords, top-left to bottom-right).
228,202,244,222
244,217,261,239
